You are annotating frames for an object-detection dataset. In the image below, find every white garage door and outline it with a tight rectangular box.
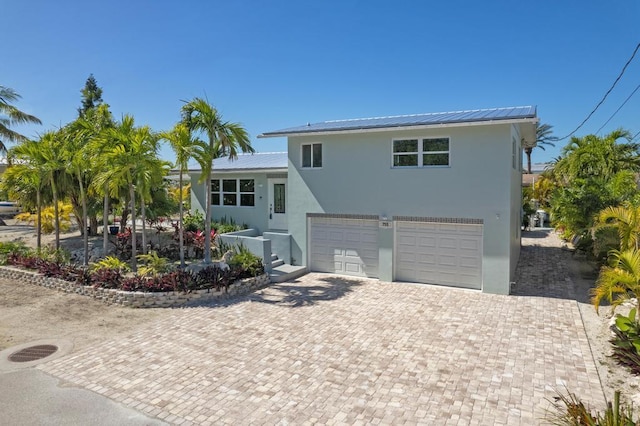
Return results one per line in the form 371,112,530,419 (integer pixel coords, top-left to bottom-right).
395,221,482,289
309,217,379,278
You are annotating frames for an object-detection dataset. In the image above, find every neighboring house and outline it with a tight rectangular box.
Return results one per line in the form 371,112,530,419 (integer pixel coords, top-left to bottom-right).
522,162,551,187
191,106,538,294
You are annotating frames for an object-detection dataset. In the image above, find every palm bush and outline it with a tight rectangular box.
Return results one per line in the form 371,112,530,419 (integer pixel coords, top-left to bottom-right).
545,389,637,425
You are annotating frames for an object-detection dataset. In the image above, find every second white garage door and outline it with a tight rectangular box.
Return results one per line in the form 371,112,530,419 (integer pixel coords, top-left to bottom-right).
309,217,379,278
395,221,483,289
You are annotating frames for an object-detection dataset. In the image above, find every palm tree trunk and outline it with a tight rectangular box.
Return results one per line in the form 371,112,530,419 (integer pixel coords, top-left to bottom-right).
36,188,42,250
130,183,137,273
51,178,60,250
140,189,147,255
204,168,212,263
103,183,109,254
79,174,89,266
525,147,533,174
178,172,185,268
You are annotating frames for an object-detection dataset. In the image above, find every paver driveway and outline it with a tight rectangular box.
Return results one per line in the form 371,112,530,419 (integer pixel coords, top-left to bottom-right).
39,230,605,425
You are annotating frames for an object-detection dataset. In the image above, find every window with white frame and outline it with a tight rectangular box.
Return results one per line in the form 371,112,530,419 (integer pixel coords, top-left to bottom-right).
393,137,449,167
301,143,322,168
211,179,255,207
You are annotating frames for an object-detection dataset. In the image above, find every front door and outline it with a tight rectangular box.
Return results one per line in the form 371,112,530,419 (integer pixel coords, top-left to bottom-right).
268,178,287,230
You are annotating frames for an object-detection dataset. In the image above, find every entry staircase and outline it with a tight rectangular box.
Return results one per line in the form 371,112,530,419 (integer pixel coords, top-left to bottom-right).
268,253,307,283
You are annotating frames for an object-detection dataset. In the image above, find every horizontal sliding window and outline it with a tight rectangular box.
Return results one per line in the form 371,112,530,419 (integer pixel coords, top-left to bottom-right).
393,137,449,167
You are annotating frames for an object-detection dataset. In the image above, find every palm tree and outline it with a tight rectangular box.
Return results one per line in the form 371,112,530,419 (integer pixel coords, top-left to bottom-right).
591,249,640,314
160,123,206,268
4,139,48,248
94,116,165,272
523,123,556,174
0,86,42,152
181,98,254,263
39,131,66,250
71,104,115,258
595,204,640,251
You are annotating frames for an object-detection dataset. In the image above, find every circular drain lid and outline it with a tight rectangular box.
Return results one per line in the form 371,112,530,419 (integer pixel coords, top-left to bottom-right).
8,345,58,363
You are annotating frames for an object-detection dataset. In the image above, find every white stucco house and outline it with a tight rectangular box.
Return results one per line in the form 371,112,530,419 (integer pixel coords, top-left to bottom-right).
190,106,538,294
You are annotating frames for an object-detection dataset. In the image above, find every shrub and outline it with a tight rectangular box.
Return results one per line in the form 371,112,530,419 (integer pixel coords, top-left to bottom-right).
545,389,637,425
15,202,74,233
192,265,232,292
0,241,31,265
610,308,640,375
229,244,264,279
137,251,173,276
183,210,204,232
34,246,70,264
90,268,123,289
90,256,131,273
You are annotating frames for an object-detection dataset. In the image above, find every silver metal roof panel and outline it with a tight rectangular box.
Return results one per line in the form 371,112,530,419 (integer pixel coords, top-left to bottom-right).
259,106,537,137
188,152,288,172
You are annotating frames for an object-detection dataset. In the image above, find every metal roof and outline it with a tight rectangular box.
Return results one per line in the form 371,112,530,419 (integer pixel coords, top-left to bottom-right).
259,106,537,137
188,152,288,172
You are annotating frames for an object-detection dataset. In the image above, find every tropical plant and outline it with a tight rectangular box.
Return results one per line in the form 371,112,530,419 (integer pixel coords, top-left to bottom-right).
90,256,131,273
93,115,168,272
229,244,264,278
0,241,31,265
0,85,41,152
591,249,640,314
545,389,637,425
523,122,556,174
610,308,640,374
595,205,640,251
183,210,204,232
160,122,206,268
550,130,640,241
136,250,172,276
181,97,254,263
15,202,73,234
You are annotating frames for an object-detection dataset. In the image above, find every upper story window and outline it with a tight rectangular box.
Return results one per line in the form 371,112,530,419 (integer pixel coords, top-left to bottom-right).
302,143,322,168
393,137,449,167
211,178,255,207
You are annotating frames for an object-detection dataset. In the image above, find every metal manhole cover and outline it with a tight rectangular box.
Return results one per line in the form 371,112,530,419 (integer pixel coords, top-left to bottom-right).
8,345,58,362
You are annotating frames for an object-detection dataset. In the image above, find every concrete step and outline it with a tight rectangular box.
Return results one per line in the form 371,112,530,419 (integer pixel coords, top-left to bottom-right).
270,253,278,262
269,264,308,283
271,259,285,268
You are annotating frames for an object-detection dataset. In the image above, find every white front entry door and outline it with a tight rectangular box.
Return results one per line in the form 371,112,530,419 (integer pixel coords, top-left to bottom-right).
268,178,287,230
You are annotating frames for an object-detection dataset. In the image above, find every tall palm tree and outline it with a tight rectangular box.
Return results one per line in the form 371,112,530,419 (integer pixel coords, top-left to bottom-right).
0,86,42,152
71,104,115,258
181,98,253,263
4,139,48,248
523,123,556,174
160,123,206,268
94,116,165,272
39,131,66,250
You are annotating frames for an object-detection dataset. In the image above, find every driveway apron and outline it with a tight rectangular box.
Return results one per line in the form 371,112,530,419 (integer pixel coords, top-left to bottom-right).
38,229,605,425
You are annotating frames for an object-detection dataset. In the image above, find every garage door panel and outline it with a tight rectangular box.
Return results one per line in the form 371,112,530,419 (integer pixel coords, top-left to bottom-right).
309,218,379,278
396,221,482,289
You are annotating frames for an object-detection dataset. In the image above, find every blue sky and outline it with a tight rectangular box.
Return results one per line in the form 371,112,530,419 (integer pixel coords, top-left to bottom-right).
4,1,640,165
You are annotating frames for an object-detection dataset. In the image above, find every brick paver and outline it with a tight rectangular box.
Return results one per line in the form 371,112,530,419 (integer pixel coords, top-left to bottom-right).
39,229,605,424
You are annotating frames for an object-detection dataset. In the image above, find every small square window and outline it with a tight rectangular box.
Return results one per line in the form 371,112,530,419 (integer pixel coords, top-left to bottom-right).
240,194,255,206
223,194,237,206
223,179,236,192
302,143,322,168
212,193,221,205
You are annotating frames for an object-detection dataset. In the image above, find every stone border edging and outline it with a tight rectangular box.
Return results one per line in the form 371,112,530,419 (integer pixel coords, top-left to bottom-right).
0,266,270,308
